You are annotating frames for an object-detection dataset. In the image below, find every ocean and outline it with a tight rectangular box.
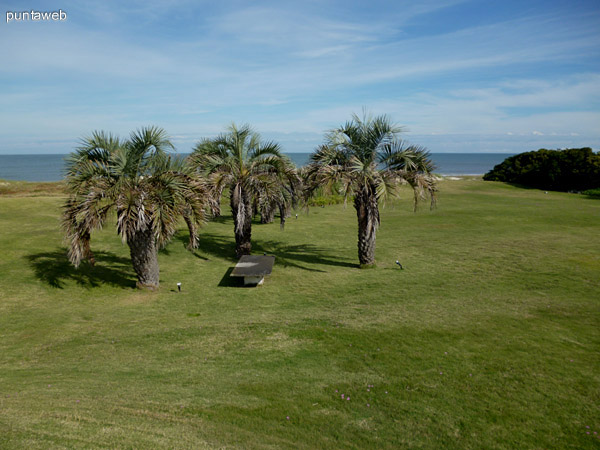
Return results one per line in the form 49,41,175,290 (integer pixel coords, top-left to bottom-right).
0,153,514,182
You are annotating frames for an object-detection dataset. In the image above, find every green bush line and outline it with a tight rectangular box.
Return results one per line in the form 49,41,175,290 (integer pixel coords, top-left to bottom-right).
306,194,345,207
483,147,600,192
582,188,600,198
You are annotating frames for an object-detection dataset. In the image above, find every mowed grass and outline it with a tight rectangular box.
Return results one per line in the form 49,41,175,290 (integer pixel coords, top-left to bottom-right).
0,178,598,449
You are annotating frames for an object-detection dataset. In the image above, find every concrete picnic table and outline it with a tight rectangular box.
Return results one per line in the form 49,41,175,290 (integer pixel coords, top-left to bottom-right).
230,255,275,286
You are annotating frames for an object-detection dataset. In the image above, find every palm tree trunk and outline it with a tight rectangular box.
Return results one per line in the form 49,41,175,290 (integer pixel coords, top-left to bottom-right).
128,227,160,289
82,230,96,266
354,188,380,267
231,184,253,257
261,202,276,224
183,211,198,250
279,203,287,230
212,184,225,218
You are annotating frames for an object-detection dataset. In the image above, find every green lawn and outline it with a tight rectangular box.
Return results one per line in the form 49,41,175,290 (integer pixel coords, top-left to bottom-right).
0,178,598,449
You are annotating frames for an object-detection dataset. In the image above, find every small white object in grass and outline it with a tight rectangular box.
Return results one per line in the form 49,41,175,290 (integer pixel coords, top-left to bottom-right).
177,282,181,292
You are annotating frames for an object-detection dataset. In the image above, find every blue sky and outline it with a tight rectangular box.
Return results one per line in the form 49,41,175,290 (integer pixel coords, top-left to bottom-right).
1,0,599,154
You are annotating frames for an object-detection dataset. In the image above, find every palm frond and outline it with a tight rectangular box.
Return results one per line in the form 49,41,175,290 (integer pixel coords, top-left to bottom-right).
306,111,437,212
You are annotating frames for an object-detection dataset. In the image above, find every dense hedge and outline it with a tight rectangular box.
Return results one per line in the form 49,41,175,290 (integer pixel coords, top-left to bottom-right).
483,148,600,191
582,188,600,199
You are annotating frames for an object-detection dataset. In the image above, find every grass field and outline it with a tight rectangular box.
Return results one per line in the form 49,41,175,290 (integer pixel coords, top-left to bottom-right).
0,178,598,449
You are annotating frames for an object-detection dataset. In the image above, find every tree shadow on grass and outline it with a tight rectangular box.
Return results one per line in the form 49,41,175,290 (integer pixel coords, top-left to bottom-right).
210,214,232,225
173,232,237,263
26,249,136,289
254,240,358,271
174,231,357,273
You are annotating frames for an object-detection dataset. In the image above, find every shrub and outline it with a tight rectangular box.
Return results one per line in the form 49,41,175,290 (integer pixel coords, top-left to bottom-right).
483,148,600,191
582,188,600,199
307,194,345,207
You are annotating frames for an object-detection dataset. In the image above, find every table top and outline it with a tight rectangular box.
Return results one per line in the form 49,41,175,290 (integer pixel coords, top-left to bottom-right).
230,255,276,277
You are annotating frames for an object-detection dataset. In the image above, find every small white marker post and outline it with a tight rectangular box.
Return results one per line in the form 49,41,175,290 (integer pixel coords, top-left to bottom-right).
177,282,181,292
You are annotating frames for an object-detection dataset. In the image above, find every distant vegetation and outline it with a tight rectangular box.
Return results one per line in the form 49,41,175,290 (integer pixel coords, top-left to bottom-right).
483,147,600,191
306,192,345,207
582,188,600,199
0,179,64,196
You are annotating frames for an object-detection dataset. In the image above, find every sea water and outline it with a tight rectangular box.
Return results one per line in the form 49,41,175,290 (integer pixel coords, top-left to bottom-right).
0,153,514,182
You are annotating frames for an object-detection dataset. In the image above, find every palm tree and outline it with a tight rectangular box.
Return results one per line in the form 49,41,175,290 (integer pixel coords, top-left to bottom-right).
62,126,212,289
257,175,297,228
306,112,437,267
189,123,299,257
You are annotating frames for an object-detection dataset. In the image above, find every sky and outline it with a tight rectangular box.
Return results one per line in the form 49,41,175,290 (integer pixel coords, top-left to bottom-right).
1,0,599,154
